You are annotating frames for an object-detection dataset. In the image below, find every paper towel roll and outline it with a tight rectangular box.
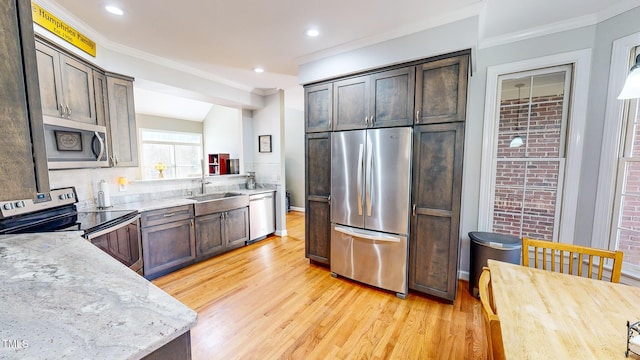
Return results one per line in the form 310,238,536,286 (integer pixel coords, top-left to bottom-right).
97,180,112,208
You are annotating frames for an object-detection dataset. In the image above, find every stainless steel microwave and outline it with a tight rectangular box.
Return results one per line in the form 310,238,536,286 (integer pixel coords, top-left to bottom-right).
43,117,109,169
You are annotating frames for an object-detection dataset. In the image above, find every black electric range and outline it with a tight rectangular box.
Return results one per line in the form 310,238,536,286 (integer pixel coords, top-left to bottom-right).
0,187,137,236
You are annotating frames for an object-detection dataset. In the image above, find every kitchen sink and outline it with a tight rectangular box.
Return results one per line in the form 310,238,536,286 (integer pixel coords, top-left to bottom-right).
188,192,249,216
188,192,243,202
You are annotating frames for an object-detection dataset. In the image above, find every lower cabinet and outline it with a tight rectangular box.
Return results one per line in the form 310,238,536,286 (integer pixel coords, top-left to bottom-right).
409,122,465,302
305,132,331,265
141,205,195,280
195,207,249,260
91,222,140,268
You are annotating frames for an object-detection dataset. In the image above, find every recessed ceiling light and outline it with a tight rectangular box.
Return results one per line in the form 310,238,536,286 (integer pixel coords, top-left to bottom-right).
105,5,124,16
253,67,264,73
306,29,320,37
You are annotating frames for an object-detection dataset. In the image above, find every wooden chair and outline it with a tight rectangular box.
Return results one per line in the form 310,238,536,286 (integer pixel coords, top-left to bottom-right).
521,237,624,283
479,267,505,360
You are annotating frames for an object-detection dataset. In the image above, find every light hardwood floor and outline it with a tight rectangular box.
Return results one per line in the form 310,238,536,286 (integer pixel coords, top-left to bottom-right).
153,211,487,359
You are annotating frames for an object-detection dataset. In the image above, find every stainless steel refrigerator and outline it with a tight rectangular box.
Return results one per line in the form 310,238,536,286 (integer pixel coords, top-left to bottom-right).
330,127,412,298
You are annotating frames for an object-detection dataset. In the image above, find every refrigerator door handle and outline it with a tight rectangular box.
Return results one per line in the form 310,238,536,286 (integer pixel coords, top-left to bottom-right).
365,139,373,217
357,144,364,216
334,225,401,243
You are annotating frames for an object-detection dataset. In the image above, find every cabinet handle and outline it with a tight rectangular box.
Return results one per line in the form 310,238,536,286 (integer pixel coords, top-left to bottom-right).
59,103,65,118
364,116,368,126
412,204,416,216
370,115,374,127
163,212,176,218
66,105,72,118
416,110,420,123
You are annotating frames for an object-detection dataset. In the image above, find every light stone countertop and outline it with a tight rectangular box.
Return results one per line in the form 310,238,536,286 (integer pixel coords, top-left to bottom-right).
0,231,197,359
86,185,278,213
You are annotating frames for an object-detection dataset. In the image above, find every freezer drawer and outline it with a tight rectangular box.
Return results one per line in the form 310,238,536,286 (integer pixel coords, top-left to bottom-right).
330,224,408,297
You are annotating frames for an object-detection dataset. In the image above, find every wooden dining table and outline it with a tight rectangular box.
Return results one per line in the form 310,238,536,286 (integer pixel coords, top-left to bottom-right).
488,259,640,359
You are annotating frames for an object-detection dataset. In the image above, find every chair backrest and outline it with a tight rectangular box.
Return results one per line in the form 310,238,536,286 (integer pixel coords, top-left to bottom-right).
479,267,505,360
521,237,624,283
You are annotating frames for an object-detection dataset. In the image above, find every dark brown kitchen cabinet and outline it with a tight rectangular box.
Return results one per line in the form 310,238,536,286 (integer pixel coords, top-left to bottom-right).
195,207,249,259
141,205,195,280
333,75,369,130
415,54,468,124
305,132,331,265
91,222,141,268
369,67,415,128
305,83,333,133
409,122,465,302
35,40,97,125
0,0,49,200
333,67,415,130
106,73,139,167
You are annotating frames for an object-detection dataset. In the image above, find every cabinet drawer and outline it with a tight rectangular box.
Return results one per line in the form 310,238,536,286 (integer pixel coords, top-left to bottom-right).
141,205,194,228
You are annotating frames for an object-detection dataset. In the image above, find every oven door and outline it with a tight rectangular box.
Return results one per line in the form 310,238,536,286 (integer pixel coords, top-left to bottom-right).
85,215,143,274
43,117,109,169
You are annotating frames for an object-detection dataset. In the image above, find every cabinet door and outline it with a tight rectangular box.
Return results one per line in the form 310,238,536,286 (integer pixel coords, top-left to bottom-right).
34,41,64,118
91,224,140,268
60,55,96,124
370,67,415,128
305,83,332,132
333,75,369,130
107,75,138,167
93,71,108,127
415,55,468,124
142,218,196,279
0,0,48,200
195,212,224,258
225,207,249,250
305,132,331,265
409,122,464,302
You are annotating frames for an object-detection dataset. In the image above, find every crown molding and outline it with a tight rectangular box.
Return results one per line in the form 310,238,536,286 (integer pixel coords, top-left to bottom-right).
295,2,483,66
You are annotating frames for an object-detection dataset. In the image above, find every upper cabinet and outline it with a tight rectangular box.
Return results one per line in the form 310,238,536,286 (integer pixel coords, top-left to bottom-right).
333,67,415,130
0,0,49,200
35,40,97,125
305,83,333,133
106,74,138,167
333,75,369,130
370,67,415,128
415,55,468,124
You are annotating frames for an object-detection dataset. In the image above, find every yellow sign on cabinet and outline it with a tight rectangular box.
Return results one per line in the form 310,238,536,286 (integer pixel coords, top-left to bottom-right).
31,2,96,57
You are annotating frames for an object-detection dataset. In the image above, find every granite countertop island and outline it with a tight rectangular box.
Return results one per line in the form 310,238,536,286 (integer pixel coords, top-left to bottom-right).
0,231,197,359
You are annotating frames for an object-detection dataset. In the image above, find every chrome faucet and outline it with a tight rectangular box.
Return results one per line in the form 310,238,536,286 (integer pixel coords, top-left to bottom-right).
201,179,211,194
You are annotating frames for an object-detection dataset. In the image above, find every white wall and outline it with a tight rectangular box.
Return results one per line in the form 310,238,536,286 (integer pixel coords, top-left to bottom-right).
203,104,243,173
252,91,287,235
284,107,305,209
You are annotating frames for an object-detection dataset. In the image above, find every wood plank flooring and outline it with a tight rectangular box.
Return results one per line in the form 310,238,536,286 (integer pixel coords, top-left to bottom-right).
153,211,487,359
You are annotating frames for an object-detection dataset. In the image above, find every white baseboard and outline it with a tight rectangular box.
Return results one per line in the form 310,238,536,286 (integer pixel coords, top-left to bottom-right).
289,207,305,212
275,229,288,237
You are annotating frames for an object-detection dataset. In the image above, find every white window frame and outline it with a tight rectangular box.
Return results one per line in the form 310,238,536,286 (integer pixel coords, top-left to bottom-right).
593,32,640,275
139,128,203,180
478,49,591,244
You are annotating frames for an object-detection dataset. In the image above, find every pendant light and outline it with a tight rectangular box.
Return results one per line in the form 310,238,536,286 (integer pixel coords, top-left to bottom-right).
509,83,525,148
619,54,640,99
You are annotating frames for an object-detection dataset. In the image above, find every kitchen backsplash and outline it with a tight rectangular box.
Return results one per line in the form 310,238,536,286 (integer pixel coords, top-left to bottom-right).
49,167,252,209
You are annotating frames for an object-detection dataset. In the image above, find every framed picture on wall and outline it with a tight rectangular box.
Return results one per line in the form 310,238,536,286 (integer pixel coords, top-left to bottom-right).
258,135,272,153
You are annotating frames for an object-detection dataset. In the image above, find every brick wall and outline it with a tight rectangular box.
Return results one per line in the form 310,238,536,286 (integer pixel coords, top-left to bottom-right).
492,95,563,240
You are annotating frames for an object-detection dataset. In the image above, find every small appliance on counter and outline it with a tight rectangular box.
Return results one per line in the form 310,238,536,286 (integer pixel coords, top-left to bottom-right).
246,172,256,189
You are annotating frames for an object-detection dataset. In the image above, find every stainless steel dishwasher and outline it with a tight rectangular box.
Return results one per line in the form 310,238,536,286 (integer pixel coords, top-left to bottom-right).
249,191,275,242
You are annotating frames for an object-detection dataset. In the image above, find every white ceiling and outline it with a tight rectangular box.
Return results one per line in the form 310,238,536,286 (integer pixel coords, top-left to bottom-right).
38,0,640,120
